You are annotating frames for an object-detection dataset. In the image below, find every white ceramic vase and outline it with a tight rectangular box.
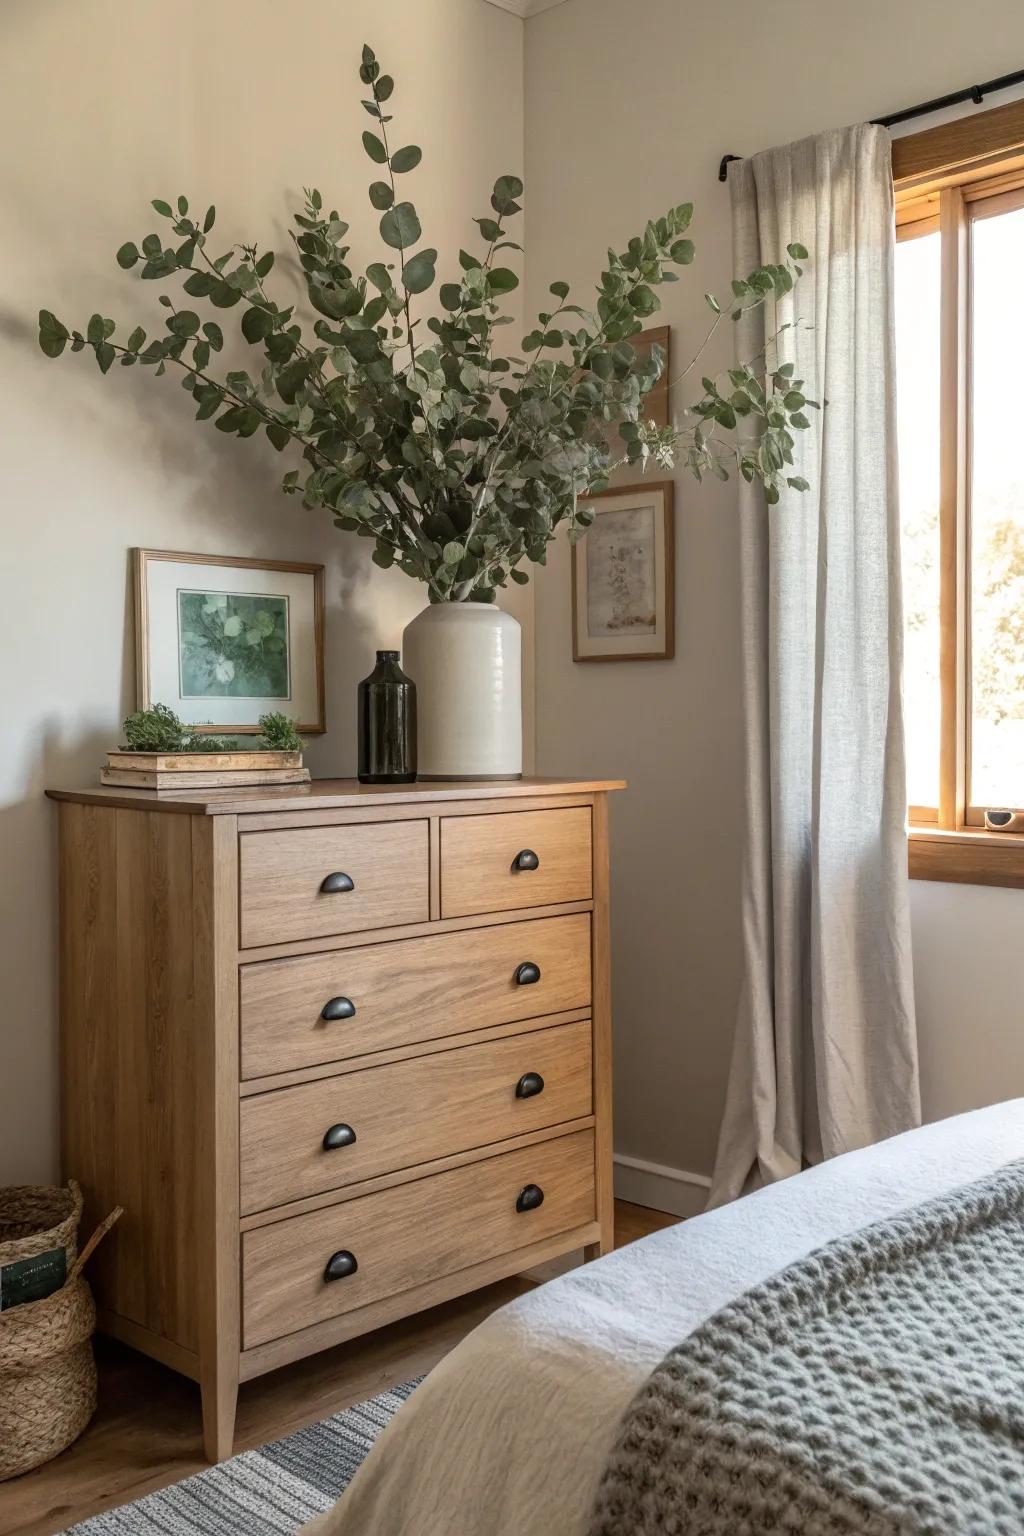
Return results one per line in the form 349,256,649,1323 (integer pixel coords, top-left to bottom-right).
402,601,522,779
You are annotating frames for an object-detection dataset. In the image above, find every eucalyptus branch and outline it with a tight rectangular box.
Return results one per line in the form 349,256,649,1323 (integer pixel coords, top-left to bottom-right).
37,43,815,604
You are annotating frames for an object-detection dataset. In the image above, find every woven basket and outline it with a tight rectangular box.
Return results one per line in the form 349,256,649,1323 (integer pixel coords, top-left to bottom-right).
0,1185,121,1481
0,1182,82,1270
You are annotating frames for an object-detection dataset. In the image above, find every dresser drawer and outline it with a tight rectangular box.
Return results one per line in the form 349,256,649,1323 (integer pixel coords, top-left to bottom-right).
239,912,592,1080
239,1018,592,1215
440,807,592,918
238,820,429,948
242,1128,595,1348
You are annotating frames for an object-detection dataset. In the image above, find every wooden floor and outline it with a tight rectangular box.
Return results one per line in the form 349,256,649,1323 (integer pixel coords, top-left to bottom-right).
1,1200,678,1536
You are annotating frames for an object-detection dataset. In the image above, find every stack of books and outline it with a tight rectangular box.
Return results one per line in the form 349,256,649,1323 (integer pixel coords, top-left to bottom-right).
100,750,310,791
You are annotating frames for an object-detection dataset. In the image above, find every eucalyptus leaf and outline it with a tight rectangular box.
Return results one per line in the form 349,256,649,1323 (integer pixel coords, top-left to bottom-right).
167,310,200,336
362,131,388,164
38,309,69,358
403,247,436,294
488,267,519,294
491,174,524,215
241,306,274,343
389,144,421,173
380,201,421,250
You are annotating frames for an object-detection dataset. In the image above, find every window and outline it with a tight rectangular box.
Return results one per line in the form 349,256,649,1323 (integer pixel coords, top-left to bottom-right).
894,108,1024,871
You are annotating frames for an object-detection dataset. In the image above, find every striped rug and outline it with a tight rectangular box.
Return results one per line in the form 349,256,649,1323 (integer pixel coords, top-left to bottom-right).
63,1380,418,1535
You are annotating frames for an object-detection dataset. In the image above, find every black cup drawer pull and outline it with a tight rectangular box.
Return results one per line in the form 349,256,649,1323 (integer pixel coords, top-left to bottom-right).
516,1183,545,1213
321,996,356,1022
322,1122,357,1151
323,1249,358,1282
514,961,541,987
320,871,355,894
511,848,540,872
515,1072,545,1100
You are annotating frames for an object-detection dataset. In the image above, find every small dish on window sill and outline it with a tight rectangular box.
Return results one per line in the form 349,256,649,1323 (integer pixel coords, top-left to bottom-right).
983,809,1024,832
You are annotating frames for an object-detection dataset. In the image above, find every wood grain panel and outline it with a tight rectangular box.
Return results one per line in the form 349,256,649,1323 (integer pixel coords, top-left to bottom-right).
238,820,429,947
239,913,592,1079
238,1012,591,1099
47,776,626,818
586,791,615,1260
191,815,241,1461
908,828,1024,888
239,1019,592,1214
236,898,593,967
242,1129,596,1348
892,99,1024,186
238,1116,595,1229
58,804,118,1281
58,805,200,1354
441,807,592,917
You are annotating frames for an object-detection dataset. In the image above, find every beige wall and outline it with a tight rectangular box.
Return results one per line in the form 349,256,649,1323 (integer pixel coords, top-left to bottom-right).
0,0,527,1183
525,0,1024,1184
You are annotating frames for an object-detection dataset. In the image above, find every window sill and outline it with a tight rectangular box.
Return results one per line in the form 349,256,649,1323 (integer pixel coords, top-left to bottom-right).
908,827,1024,890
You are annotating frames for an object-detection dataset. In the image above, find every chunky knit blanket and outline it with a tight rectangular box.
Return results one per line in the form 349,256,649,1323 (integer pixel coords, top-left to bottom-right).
589,1160,1024,1535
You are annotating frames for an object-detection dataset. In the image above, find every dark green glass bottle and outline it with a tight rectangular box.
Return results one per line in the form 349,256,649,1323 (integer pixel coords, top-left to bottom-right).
357,650,417,783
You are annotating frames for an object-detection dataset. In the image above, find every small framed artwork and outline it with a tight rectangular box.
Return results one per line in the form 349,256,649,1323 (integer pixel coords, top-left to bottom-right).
571,481,674,662
134,549,326,733
610,325,670,460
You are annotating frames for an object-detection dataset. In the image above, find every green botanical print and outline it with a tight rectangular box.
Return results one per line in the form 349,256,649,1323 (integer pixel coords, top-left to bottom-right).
177,590,290,699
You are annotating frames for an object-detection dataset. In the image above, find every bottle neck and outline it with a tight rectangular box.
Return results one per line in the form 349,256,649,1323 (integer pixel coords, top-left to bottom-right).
368,652,411,684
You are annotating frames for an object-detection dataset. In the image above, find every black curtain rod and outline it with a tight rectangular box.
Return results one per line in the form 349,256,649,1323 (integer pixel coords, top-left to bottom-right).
718,67,1024,182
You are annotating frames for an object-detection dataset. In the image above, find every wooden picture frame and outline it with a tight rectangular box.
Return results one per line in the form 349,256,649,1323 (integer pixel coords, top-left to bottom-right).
609,325,670,461
134,549,326,734
571,481,674,662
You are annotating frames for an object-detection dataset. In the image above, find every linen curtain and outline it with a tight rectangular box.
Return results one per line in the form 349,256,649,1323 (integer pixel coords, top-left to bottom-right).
709,124,920,1207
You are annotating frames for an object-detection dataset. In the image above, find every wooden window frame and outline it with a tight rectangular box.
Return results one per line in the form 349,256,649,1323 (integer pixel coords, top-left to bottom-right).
894,102,1024,888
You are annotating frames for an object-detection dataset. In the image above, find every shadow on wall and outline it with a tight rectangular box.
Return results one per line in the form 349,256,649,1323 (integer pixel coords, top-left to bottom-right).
1,720,112,1183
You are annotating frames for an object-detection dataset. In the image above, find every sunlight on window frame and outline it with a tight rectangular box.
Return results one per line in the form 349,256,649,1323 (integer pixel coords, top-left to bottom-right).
894,155,1024,832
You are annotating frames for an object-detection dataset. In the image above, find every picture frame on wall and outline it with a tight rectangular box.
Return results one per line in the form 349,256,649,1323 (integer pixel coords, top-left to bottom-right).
133,549,326,733
609,324,670,460
571,481,674,662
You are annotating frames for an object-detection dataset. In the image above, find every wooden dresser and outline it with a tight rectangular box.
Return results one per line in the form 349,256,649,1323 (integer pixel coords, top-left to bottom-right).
48,776,623,1460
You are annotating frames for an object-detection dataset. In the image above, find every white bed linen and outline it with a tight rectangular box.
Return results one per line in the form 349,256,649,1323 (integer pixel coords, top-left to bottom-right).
309,1100,1024,1536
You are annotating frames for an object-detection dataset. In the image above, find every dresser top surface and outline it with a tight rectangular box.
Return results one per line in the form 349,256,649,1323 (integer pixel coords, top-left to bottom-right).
46,775,626,816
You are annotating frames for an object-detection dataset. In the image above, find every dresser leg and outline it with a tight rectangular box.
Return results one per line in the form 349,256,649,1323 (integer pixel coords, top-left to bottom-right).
583,1226,615,1263
201,1365,239,1463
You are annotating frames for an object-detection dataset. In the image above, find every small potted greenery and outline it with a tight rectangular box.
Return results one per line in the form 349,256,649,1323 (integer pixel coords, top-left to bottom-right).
103,705,308,789
39,43,812,779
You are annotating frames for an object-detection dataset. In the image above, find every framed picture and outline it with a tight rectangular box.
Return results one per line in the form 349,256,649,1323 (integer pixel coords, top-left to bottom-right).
571,481,674,662
610,325,670,460
134,549,326,733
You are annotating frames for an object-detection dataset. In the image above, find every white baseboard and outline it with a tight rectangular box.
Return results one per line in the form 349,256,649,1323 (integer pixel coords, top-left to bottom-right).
613,1153,711,1219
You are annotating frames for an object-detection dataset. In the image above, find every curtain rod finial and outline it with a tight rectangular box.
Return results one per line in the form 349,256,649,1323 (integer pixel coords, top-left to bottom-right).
719,154,741,183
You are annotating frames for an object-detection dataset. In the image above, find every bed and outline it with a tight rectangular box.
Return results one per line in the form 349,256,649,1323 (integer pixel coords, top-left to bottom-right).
308,1098,1024,1536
